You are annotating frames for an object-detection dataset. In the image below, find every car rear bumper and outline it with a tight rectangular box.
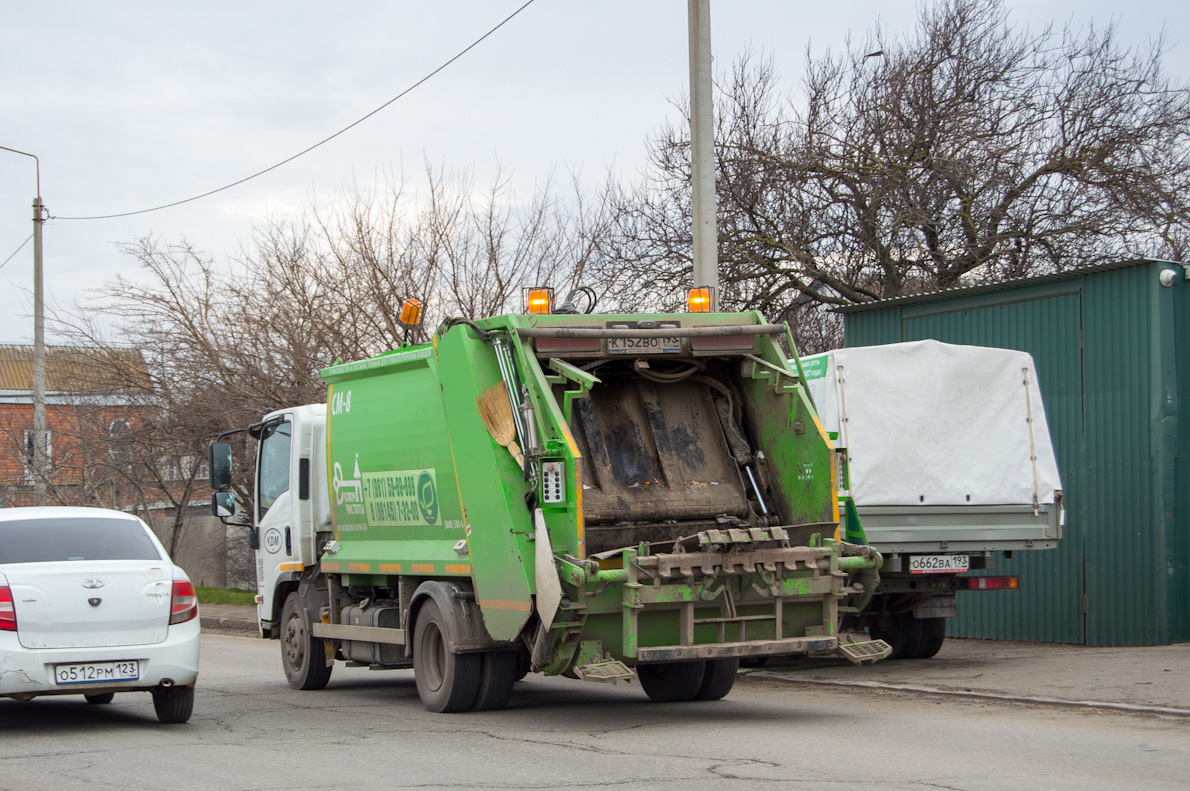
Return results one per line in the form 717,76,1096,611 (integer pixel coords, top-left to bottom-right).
0,618,200,699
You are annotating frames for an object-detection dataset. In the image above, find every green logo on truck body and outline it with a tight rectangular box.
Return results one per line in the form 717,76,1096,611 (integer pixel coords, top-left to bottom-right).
362,468,439,526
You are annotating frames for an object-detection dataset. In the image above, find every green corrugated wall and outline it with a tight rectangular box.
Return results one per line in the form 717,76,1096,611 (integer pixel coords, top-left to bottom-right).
843,260,1188,646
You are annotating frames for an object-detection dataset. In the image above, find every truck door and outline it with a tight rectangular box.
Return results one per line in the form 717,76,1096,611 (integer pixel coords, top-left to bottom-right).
255,416,294,629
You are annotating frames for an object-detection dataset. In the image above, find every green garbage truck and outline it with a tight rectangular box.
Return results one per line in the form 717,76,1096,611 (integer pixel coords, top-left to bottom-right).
209,300,889,712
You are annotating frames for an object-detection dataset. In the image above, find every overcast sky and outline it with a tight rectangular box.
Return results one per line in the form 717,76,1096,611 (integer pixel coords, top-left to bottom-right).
2,1,1188,343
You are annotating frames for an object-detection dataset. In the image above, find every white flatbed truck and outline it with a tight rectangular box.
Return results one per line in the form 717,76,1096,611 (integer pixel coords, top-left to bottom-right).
800,340,1063,658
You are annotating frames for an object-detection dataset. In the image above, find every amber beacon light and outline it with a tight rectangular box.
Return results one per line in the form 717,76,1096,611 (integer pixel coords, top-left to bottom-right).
687,287,713,313
526,288,552,315
398,298,423,328
397,297,423,346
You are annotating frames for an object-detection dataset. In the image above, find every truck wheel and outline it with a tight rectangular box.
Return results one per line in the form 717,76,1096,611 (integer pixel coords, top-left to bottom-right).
912,617,947,659
84,692,115,704
693,658,739,701
413,599,481,713
472,651,517,711
281,593,333,690
152,685,194,724
870,613,923,660
515,650,532,681
637,661,706,703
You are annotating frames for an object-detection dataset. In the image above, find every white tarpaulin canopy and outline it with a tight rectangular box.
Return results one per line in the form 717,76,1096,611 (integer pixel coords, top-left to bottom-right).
800,340,1062,508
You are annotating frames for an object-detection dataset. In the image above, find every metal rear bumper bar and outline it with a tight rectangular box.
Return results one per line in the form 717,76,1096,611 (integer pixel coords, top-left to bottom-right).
636,636,837,662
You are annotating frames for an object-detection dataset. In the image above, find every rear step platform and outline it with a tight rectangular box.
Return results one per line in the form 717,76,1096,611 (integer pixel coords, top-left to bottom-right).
573,657,636,684
838,638,892,665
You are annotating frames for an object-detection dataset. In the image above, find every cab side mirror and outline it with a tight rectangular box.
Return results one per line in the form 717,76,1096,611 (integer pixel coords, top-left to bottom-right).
211,491,236,518
208,441,233,490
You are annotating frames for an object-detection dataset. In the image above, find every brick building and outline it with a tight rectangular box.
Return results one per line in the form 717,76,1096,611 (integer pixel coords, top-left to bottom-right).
0,345,151,508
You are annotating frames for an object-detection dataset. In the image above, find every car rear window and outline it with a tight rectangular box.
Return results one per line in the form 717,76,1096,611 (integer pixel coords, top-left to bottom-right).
0,517,162,564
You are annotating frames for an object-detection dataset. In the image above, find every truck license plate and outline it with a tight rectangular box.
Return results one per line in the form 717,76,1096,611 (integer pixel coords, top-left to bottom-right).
909,555,969,574
53,660,140,685
607,336,682,354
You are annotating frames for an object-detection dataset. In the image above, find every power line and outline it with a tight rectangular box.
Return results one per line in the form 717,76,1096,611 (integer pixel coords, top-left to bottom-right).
54,0,537,222
0,234,32,271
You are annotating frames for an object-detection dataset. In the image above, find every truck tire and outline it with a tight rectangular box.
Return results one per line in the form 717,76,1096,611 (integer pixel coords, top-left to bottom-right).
281,593,333,690
472,651,517,711
152,685,194,724
911,617,946,659
413,599,481,713
870,612,923,660
84,693,115,704
693,658,739,701
637,661,706,703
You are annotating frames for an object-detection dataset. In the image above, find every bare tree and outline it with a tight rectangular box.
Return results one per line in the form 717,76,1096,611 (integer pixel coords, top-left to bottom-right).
57,165,612,544
600,0,1190,335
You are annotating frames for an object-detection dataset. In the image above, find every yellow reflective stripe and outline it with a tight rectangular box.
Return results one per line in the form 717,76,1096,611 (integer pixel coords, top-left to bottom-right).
812,414,833,446
378,563,402,573
479,599,532,612
574,458,585,556
411,563,436,574
445,564,471,575
279,562,304,573
559,423,580,458
813,415,842,531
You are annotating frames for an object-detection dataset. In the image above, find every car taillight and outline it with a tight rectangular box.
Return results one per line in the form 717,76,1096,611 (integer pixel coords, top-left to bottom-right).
0,585,16,632
170,580,198,625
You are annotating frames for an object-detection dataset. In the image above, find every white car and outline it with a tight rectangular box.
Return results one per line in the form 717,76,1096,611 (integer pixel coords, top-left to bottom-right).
0,507,201,723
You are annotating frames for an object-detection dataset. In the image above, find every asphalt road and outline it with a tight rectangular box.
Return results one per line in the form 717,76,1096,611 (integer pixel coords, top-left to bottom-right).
1,633,1186,791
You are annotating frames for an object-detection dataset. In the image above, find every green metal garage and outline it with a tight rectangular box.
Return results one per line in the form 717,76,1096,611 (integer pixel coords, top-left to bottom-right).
840,259,1189,646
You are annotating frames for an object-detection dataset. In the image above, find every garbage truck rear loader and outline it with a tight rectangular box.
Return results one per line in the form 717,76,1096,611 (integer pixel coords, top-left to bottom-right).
211,306,889,711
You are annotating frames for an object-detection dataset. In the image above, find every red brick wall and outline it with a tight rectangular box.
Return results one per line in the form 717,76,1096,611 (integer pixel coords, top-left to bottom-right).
0,402,165,509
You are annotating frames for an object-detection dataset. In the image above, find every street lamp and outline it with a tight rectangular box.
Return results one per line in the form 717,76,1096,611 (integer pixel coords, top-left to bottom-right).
1,145,48,507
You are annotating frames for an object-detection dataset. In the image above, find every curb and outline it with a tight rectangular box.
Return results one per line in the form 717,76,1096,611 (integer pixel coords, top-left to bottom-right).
200,615,258,634
745,672,1190,718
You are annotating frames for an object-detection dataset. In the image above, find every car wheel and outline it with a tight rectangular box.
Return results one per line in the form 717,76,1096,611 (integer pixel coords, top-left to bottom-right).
637,661,706,703
152,685,194,724
693,658,739,701
413,599,481,713
281,593,333,690
84,692,115,704
472,651,517,711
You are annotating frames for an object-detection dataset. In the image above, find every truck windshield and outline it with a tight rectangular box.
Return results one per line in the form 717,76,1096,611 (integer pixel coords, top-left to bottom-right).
0,517,162,564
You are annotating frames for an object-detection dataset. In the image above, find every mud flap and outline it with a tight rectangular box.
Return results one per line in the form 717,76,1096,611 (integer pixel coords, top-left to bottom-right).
534,508,563,628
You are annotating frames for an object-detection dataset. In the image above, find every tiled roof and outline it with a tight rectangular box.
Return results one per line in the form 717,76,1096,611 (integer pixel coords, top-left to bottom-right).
0,346,150,393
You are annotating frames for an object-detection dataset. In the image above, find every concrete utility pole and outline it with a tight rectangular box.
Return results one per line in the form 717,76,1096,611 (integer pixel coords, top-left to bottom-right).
1,145,48,506
688,0,718,305
32,195,46,507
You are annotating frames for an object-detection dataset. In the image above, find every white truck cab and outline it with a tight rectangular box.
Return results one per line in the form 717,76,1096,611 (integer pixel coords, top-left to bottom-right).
215,404,330,637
